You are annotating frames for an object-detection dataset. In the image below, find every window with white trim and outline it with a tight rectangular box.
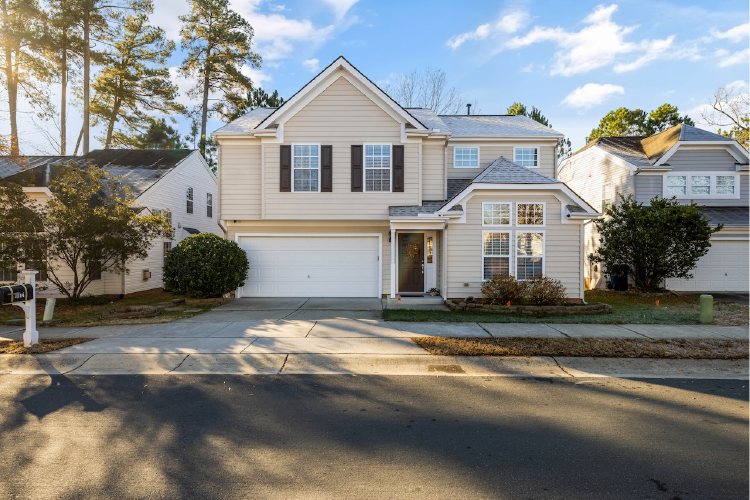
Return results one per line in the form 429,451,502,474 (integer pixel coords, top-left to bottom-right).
293,144,320,192
602,183,612,212
483,231,511,280
206,193,213,218
364,144,391,192
163,242,172,267
516,232,544,280
482,202,511,226
664,173,740,199
514,147,538,168
186,187,193,214
517,203,545,226
454,147,479,168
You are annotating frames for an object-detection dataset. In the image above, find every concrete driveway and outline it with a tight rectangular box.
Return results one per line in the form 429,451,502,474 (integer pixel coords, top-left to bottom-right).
185,297,386,321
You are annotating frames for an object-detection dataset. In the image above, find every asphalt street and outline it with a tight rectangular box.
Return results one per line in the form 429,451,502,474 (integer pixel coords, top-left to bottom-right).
0,375,747,499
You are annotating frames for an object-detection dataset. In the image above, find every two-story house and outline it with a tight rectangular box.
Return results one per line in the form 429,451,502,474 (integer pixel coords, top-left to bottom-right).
558,124,749,292
0,149,222,297
213,57,599,301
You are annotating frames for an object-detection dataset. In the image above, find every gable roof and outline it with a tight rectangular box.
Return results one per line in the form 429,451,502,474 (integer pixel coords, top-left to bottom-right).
567,124,747,168
0,149,197,198
473,156,562,184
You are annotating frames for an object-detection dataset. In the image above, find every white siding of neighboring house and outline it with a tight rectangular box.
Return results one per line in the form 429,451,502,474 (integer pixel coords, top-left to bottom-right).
446,143,557,180
445,192,584,300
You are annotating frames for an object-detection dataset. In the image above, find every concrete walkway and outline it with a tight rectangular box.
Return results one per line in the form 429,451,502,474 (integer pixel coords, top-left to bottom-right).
0,296,747,377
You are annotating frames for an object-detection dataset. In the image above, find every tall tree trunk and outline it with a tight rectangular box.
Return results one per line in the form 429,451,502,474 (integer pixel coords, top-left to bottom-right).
104,99,121,149
2,0,19,155
200,63,210,156
83,11,90,154
74,122,84,154
60,47,67,155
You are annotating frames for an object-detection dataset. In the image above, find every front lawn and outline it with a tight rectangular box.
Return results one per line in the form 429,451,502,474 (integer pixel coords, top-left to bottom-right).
383,290,749,325
0,289,221,327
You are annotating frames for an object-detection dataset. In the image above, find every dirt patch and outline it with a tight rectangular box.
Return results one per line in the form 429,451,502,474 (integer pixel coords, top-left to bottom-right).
0,338,94,354
413,337,749,359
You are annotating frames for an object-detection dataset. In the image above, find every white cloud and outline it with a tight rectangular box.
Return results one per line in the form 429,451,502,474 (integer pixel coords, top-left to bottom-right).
152,0,192,41
711,23,750,43
302,58,320,72
561,83,625,109
320,0,359,18
521,62,534,73
240,66,272,86
269,3,289,12
613,36,675,72
447,11,530,49
716,48,749,67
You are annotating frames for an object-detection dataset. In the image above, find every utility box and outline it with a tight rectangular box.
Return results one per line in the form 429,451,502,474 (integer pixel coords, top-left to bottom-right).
0,284,34,304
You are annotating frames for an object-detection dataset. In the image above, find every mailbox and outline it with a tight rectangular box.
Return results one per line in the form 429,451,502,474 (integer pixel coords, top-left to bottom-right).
0,284,34,304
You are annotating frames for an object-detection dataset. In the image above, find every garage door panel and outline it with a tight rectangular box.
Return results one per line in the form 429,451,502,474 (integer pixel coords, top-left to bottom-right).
238,235,380,297
667,240,749,292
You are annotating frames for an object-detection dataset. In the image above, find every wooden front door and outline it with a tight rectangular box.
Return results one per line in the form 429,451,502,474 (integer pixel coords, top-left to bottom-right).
398,233,424,293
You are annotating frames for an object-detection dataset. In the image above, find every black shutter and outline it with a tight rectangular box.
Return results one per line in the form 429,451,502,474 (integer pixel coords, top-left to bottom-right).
280,145,291,192
393,145,404,192
321,145,332,192
351,145,363,192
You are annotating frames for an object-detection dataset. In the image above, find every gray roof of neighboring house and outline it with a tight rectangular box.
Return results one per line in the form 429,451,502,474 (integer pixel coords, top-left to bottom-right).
0,155,76,179
438,114,564,137
700,206,749,227
0,149,195,197
568,124,740,166
212,107,277,135
405,108,448,131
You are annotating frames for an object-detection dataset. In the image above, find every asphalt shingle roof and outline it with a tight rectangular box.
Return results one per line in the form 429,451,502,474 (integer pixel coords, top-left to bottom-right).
699,206,749,227
212,107,277,135
388,201,446,217
474,156,562,184
438,114,564,137
404,109,448,131
0,155,76,180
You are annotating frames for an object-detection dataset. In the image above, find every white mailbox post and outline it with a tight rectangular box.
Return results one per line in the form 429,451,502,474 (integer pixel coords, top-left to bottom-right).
1,271,39,347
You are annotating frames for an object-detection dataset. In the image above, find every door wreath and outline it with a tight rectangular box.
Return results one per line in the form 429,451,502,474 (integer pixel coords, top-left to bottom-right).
403,243,420,259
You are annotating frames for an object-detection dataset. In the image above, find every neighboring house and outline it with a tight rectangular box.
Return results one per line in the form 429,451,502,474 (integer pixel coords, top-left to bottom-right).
212,56,599,300
0,149,221,297
558,124,749,292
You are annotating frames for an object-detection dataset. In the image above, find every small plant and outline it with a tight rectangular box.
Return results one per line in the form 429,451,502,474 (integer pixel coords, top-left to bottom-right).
428,287,440,296
163,233,249,298
481,274,525,305
525,275,567,306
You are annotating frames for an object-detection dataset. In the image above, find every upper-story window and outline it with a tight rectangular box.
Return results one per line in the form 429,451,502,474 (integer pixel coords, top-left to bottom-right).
293,144,320,192
186,187,193,214
602,183,613,212
364,144,391,192
206,193,213,218
454,147,479,168
664,173,739,199
514,147,539,168
517,203,545,226
482,202,511,226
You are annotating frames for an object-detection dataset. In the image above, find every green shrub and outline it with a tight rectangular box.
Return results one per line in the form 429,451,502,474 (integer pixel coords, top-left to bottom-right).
163,233,249,298
481,274,525,305
525,275,567,306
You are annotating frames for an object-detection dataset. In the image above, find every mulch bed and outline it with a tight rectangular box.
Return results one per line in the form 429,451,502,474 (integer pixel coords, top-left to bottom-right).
413,337,749,359
0,338,94,354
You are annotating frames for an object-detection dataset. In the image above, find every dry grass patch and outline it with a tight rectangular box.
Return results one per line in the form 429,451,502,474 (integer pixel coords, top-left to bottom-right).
413,337,749,359
0,338,94,354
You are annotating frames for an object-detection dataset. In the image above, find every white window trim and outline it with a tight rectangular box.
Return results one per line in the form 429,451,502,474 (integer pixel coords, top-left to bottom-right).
363,142,393,193
602,182,613,212
481,230,512,281
481,202,512,227
513,146,540,169
291,143,322,193
206,193,213,218
186,187,194,214
515,202,546,228
453,146,480,168
663,172,740,199
515,230,546,281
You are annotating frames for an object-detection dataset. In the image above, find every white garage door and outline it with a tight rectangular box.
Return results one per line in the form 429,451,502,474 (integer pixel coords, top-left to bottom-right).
237,235,380,297
666,240,749,292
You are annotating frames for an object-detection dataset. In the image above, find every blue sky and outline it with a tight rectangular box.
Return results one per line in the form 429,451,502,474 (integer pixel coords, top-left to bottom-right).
6,0,749,154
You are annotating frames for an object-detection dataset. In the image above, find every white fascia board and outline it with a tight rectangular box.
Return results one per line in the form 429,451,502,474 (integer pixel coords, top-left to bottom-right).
448,136,563,142
654,141,750,166
256,58,426,131
22,187,53,196
389,220,447,230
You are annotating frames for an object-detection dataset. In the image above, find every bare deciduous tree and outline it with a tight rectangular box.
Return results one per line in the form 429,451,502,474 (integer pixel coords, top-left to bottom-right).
701,84,749,150
382,67,479,115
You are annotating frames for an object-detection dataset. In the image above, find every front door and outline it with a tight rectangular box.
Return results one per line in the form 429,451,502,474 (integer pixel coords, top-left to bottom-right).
398,233,424,293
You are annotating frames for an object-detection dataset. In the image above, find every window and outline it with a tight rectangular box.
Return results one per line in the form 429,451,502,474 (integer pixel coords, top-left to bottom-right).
186,187,194,214
454,147,479,168
514,147,539,168
206,193,213,218
88,261,102,281
602,183,613,212
516,232,544,280
163,242,172,267
517,203,545,226
426,237,433,264
0,263,17,283
664,173,739,199
364,144,391,192
483,232,511,280
292,144,320,192
482,202,511,226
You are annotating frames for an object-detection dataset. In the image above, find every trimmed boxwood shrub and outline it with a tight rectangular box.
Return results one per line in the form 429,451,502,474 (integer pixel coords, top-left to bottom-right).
481,273,567,306
163,233,249,298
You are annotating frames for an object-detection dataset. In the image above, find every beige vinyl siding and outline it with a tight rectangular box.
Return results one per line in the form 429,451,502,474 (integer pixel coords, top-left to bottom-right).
264,75,418,219
226,221,392,296
219,142,262,220
422,140,446,200
445,193,583,300
447,143,557,179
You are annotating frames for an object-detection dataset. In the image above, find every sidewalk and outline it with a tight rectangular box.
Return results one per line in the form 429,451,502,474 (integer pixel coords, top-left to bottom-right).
1,321,747,377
